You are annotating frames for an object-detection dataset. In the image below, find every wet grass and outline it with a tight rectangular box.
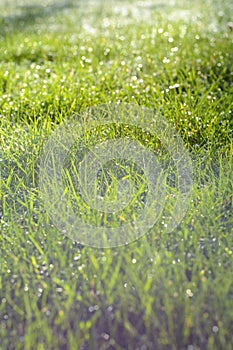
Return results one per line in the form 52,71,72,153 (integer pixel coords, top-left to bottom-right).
0,0,233,349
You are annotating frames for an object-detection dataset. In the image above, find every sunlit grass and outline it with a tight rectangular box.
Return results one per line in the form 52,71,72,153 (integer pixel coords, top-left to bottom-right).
0,0,233,349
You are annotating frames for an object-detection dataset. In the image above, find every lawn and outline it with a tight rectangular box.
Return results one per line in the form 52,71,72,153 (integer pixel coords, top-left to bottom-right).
0,0,233,349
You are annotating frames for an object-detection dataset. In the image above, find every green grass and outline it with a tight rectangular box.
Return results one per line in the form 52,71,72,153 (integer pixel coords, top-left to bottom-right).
0,0,233,349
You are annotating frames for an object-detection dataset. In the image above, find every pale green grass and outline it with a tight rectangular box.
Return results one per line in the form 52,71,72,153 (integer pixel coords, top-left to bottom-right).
0,1,233,349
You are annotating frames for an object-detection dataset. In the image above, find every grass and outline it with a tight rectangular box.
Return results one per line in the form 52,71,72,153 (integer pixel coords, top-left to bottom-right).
0,0,233,349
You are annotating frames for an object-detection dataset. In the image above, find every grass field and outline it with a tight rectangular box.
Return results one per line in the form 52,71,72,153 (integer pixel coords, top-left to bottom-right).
0,0,233,349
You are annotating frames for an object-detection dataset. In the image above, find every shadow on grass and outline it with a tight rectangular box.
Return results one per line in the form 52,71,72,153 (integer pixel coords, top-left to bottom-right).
0,0,80,37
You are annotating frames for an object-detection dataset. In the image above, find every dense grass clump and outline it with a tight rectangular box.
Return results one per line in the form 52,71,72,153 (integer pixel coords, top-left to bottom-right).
0,1,232,349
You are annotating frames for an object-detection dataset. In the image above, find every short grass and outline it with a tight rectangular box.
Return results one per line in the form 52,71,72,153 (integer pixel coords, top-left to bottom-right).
0,0,233,349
